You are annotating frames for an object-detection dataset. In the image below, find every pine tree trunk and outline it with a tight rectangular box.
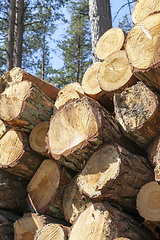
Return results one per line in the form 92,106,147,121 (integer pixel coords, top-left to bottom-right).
89,0,112,63
114,81,160,149
77,143,154,212
2,67,59,101
0,128,43,179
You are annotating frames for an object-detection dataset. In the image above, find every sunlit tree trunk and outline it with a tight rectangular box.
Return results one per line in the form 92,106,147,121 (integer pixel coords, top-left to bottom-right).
89,0,112,63
15,0,24,67
7,0,15,70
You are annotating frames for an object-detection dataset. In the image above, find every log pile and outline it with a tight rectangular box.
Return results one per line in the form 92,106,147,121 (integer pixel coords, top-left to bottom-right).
1,1,160,239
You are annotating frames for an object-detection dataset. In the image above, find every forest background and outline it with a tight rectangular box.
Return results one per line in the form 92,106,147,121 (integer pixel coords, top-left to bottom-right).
0,0,136,88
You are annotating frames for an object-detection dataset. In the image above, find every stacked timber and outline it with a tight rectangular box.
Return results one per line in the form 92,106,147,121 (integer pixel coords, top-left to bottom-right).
2,2,160,239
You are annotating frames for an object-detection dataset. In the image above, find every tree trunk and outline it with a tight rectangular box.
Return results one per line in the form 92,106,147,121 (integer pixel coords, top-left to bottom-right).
29,121,50,157
7,0,15,71
0,169,28,213
34,223,69,240
0,128,43,179
98,50,137,98
27,159,71,218
114,81,160,149
82,61,114,112
15,0,24,67
0,81,54,132
77,143,154,212
137,181,160,227
0,209,19,240
68,202,154,240
132,0,160,24
89,0,112,63
126,12,160,94
47,96,142,171
2,67,59,101
96,28,126,61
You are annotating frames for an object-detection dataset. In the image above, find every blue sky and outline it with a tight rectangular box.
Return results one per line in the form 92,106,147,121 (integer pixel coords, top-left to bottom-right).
50,0,136,70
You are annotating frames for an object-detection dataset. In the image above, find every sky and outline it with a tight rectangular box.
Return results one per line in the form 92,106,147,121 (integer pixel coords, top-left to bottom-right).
50,0,136,70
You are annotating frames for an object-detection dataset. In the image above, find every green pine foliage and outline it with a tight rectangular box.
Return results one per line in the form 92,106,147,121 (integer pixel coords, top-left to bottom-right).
51,0,92,88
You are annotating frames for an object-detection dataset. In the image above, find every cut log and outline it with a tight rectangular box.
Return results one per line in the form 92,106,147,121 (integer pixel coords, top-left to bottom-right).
29,121,50,157
82,62,113,112
98,50,137,98
113,81,160,149
96,28,126,61
2,67,59,101
147,135,160,181
27,159,70,218
132,0,160,25
136,181,160,226
0,169,28,213
63,174,91,223
0,128,43,179
0,80,54,132
0,209,19,240
34,223,69,240
0,120,11,139
126,12,160,94
68,202,154,240
47,96,142,171
77,143,154,212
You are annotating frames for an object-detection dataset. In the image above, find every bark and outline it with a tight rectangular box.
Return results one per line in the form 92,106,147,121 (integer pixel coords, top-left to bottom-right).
0,128,43,179
89,0,112,63
7,0,15,71
77,143,154,212
96,28,126,61
136,181,160,226
132,0,160,24
126,12,160,94
34,223,69,240
114,81,160,149
147,135,160,181
47,96,142,171
68,202,154,240
2,67,59,101
15,0,24,67
0,81,54,132
98,50,137,98
0,169,28,213
63,174,91,224
0,209,19,240
29,121,50,157
27,159,71,218
82,62,114,112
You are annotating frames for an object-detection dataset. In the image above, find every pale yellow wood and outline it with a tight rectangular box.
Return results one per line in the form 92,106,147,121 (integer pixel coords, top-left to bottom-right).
34,223,65,240
96,28,125,61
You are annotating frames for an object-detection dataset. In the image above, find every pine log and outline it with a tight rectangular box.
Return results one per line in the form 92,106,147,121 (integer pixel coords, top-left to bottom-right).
77,143,154,212
0,169,28,213
113,81,160,149
68,202,154,240
0,128,43,179
2,67,59,101
0,120,11,139
98,50,137,98
82,62,113,112
126,12,160,94
53,82,84,114
34,223,69,240
29,121,50,157
132,0,160,25
0,209,19,240
96,28,126,61
27,159,71,218
0,80,54,132
147,135,160,181
136,181,160,227
46,96,142,171
63,174,91,223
